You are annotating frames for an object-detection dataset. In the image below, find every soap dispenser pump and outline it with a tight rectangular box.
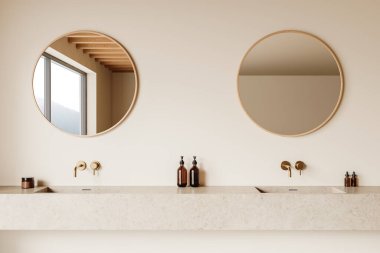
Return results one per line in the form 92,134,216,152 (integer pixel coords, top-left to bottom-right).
189,156,200,187
177,156,187,187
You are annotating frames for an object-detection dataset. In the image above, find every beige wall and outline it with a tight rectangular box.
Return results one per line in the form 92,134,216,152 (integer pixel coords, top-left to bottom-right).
111,72,136,125
50,37,113,133
1,0,380,252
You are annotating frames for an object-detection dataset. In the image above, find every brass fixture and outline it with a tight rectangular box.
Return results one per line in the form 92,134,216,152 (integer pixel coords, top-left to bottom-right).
295,161,306,175
74,161,87,177
281,161,292,177
90,161,101,175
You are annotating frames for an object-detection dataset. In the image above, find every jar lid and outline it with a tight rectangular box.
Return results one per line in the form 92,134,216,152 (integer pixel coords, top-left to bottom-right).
22,177,34,181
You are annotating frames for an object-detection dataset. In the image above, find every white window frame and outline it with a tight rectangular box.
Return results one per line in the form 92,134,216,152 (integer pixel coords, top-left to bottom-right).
41,52,87,135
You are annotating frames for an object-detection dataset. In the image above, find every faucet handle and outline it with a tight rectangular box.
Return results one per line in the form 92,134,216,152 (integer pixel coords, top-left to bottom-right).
281,161,292,177
90,161,101,175
295,161,306,175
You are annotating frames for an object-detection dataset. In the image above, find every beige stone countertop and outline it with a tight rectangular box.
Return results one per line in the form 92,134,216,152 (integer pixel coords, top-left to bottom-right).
1,186,380,231
0,186,260,194
1,186,379,194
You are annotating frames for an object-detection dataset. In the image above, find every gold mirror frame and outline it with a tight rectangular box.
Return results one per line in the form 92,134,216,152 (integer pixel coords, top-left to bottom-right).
32,30,139,137
237,30,344,137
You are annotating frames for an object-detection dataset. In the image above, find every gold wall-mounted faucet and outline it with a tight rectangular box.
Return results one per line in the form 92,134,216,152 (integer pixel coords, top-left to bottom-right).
74,161,87,177
281,161,292,177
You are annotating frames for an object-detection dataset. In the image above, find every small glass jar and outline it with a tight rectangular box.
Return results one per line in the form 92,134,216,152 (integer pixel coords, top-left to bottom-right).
21,177,34,189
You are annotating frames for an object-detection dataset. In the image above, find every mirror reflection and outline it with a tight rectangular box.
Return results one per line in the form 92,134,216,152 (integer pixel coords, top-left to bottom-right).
238,31,343,136
33,31,137,136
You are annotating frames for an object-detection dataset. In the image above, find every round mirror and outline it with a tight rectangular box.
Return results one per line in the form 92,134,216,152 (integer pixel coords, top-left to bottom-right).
33,31,138,136
238,30,343,136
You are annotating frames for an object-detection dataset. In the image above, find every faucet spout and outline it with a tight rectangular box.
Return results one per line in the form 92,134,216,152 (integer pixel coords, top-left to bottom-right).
73,161,87,178
281,161,292,178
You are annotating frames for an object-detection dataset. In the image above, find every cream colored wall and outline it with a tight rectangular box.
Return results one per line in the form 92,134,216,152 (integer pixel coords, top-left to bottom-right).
50,37,113,133
1,0,380,252
111,72,135,125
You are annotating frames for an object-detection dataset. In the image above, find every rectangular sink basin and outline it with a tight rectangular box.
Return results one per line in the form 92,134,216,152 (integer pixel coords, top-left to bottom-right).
33,186,165,194
34,186,213,194
33,186,248,194
255,186,346,194
33,186,346,194
35,187,98,193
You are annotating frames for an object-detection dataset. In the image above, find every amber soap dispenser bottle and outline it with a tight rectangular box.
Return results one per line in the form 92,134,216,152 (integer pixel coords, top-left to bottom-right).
177,156,187,187
190,156,200,187
344,171,351,187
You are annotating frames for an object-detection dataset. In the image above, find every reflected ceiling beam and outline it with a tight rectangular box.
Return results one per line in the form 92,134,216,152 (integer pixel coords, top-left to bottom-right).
66,32,133,72
82,49,124,54
98,61,130,64
98,62,131,66
66,33,102,38
95,59,130,63
95,58,130,62
76,44,120,49
90,54,128,59
110,65,134,68
105,68,132,71
68,37,113,44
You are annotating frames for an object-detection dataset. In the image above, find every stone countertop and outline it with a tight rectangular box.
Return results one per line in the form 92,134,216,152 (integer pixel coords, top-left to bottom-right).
0,186,261,194
1,186,379,194
0,186,380,231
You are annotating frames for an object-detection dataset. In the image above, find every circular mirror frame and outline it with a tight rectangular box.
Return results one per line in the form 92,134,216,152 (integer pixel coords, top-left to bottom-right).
237,30,344,137
32,30,139,137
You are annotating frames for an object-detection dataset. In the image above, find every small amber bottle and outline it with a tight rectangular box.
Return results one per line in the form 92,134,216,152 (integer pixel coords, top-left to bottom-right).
190,156,200,187
177,156,187,187
344,171,351,187
351,171,358,187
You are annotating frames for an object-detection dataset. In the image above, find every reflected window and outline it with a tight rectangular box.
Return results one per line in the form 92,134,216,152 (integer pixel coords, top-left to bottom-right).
33,53,87,135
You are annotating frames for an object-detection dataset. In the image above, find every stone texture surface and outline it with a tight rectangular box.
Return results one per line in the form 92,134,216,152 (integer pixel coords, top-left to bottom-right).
0,186,379,231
